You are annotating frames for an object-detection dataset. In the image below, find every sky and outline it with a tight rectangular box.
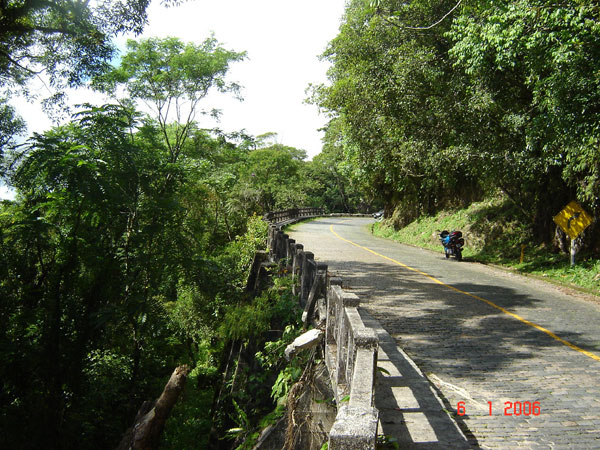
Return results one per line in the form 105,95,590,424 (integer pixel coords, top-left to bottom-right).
2,0,348,200
142,0,348,156
12,0,347,157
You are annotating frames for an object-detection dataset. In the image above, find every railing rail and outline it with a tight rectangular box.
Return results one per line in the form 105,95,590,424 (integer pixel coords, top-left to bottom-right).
263,207,324,225
263,208,379,450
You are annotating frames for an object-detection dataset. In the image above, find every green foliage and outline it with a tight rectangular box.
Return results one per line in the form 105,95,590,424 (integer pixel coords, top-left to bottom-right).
0,0,155,91
0,98,25,164
0,21,355,450
219,294,274,341
312,0,482,220
160,369,214,450
94,36,246,162
236,143,308,212
219,276,300,341
302,145,367,212
166,285,213,345
255,324,301,370
0,97,277,448
208,275,305,450
271,365,302,401
230,399,251,437
259,324,305,403
217,214,269,287
315,0,600,244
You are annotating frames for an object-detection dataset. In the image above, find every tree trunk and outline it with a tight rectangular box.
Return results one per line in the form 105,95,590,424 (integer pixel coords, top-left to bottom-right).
117,365,191,450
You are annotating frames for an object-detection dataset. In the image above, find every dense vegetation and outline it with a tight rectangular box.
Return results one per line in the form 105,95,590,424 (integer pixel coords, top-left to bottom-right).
2,0,600,448
0,2,363,448
311,0,600,250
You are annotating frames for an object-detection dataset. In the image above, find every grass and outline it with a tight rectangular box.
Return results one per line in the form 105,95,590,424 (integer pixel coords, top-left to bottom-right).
371,197,600,295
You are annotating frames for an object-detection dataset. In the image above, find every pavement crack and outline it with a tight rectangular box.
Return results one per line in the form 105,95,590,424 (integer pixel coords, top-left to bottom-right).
428,374,487,410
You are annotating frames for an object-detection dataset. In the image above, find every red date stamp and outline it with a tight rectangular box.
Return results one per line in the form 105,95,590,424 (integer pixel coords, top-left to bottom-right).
457,401,541,416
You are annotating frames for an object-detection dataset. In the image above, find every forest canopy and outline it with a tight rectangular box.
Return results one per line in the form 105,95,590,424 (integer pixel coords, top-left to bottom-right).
312,0,600,242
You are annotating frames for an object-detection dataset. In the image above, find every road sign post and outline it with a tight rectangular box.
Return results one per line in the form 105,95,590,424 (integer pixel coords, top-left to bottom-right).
553,201,593,266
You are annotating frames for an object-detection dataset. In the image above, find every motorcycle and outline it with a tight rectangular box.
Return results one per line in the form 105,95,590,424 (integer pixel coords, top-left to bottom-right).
439,230,464,261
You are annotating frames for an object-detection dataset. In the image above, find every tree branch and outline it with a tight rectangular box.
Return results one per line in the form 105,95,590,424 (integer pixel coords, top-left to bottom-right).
0,48,42,76
382,0,462,31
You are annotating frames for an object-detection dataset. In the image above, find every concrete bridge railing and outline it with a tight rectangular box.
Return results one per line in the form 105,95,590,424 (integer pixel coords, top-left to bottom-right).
264,208,379,450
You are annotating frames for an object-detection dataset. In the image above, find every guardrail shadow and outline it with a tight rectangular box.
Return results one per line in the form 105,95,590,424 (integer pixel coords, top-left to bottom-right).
327,259,600,449
360,310,478,449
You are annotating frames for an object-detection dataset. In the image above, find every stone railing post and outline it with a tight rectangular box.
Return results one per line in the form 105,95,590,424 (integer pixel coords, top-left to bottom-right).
349,328,378,409
277,232,289,261
291,244,303,296
328,404,379,450
299,252,315,308
245,251,268,294
302,263,327,327
286,238,295,265
332,287,359,392
268,224,278,257
326,278,342,345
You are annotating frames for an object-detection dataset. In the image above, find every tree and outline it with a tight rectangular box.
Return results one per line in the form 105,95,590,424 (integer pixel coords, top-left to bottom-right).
0,0,185,93
303,136,365,213
0,98,25,164
95,36,246,165
312,0,479,224
448,0,600,218
236,144,308,213
1,104,147,449
314,0,600,241
0,0,187,182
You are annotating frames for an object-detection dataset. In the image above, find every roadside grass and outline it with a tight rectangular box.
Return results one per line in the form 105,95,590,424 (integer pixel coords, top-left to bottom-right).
372,197,600,295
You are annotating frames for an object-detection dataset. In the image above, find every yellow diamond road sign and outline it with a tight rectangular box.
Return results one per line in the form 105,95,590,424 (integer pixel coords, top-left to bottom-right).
553,201,593,240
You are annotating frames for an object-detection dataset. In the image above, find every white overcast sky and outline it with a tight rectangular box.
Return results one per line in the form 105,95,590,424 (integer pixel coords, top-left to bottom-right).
12,0,347,157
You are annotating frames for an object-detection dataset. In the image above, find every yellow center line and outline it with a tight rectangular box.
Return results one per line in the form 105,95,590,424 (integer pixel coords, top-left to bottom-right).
329,223,600,362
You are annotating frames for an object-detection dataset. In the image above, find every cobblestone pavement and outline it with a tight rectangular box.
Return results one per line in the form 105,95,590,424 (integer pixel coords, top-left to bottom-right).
288,217,600,449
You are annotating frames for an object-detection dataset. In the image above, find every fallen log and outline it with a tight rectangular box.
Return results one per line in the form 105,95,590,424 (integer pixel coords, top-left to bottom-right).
116,365,191,450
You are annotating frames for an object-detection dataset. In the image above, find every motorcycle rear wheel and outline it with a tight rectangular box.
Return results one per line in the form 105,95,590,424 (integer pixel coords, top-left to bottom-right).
456,250,462,262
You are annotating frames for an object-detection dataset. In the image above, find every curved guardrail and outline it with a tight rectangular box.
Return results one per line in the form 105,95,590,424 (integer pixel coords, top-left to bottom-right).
264,208,379,450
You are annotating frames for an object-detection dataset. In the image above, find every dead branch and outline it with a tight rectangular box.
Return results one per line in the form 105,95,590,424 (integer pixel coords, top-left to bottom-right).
116,365,191,450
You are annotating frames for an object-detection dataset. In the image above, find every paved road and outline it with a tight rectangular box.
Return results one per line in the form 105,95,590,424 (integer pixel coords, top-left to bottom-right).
288,217,600,449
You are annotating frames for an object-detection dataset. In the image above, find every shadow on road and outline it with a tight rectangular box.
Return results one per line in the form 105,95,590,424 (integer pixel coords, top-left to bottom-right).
332,260,600,378
360,310,479,449
289,217,600,448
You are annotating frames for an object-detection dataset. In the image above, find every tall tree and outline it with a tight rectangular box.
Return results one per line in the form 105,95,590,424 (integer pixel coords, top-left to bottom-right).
315,0,600,240
0,0,186,172
94,36,246,165
236,143,308,213
312,0,479,224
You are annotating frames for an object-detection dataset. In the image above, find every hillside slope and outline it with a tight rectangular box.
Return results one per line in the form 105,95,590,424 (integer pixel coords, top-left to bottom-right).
372,196,600,295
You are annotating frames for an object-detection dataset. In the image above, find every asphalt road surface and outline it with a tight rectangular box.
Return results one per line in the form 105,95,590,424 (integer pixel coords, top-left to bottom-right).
288,216,600,449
